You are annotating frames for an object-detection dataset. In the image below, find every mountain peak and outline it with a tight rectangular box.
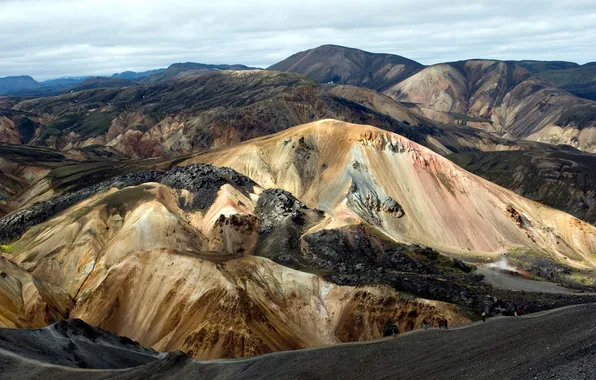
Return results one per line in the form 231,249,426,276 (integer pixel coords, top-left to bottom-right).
269,45,423,91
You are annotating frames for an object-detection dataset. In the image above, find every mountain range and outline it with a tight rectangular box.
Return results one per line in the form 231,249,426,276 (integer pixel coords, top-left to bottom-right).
1,44,596,376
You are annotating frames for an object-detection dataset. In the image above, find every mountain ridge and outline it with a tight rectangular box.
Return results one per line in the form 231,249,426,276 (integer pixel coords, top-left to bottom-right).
268,44,424,91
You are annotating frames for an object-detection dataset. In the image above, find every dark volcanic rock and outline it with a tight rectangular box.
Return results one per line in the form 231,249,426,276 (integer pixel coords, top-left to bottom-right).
255,188,307,234
264,223,596,317
0,318,159,369
254,188,324,264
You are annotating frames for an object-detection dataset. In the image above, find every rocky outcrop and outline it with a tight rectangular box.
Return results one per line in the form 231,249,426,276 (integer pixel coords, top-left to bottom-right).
381,198,405,217
506,204,524,228
255,189,308,234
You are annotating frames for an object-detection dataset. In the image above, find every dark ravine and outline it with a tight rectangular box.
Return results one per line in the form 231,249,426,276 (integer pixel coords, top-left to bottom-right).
2,304,596,379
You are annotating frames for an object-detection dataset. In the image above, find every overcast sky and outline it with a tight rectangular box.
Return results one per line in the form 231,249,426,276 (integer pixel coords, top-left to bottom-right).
1,0,595,80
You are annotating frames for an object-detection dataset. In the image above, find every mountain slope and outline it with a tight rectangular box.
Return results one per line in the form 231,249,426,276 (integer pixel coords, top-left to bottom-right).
186,120,596,264
388,60,596,152
513,61,596,101
448,150,596,224
69,77,139,91
268,45,423,91
112,68,166,80
0,319,160,368
2,304,596,379
141,62,258,83
513,60,579,73
0,255,70,328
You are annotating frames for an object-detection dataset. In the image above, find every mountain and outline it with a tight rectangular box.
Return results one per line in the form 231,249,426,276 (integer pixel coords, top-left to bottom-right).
186,120,596,263
2,304,596,379
141,62,259,83
112,68,166,80
524,62,596,101
2,120,595,360
41,76,90,90
512,60,579,73
387,60,596,153
3,70,530,158
68,77,139,91
0,76,43,95
448,150,596,224
268,44,424,91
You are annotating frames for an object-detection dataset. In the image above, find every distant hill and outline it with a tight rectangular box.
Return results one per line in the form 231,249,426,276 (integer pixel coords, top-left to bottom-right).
69,77,139,92
0,76,43,95
141,62,259,83
512,60,596,101
268,44,424,91
512,60,579,73
111,68,166,80
42,76,90,90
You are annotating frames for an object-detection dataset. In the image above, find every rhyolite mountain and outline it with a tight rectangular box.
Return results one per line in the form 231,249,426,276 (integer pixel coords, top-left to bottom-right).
2,120,596,360
268,44,424,91
387,60,596,153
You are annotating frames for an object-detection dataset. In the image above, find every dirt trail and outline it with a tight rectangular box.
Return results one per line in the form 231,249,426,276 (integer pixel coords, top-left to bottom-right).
477,267,586,294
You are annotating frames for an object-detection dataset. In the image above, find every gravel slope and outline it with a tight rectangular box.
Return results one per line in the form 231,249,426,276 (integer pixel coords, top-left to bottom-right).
1,304,596,379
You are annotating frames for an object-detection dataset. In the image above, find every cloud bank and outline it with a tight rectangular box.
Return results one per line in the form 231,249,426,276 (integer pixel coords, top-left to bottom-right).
1,0,595,80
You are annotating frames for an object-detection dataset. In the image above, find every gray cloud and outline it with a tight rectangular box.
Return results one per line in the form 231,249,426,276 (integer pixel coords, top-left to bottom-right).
0,0,595,80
